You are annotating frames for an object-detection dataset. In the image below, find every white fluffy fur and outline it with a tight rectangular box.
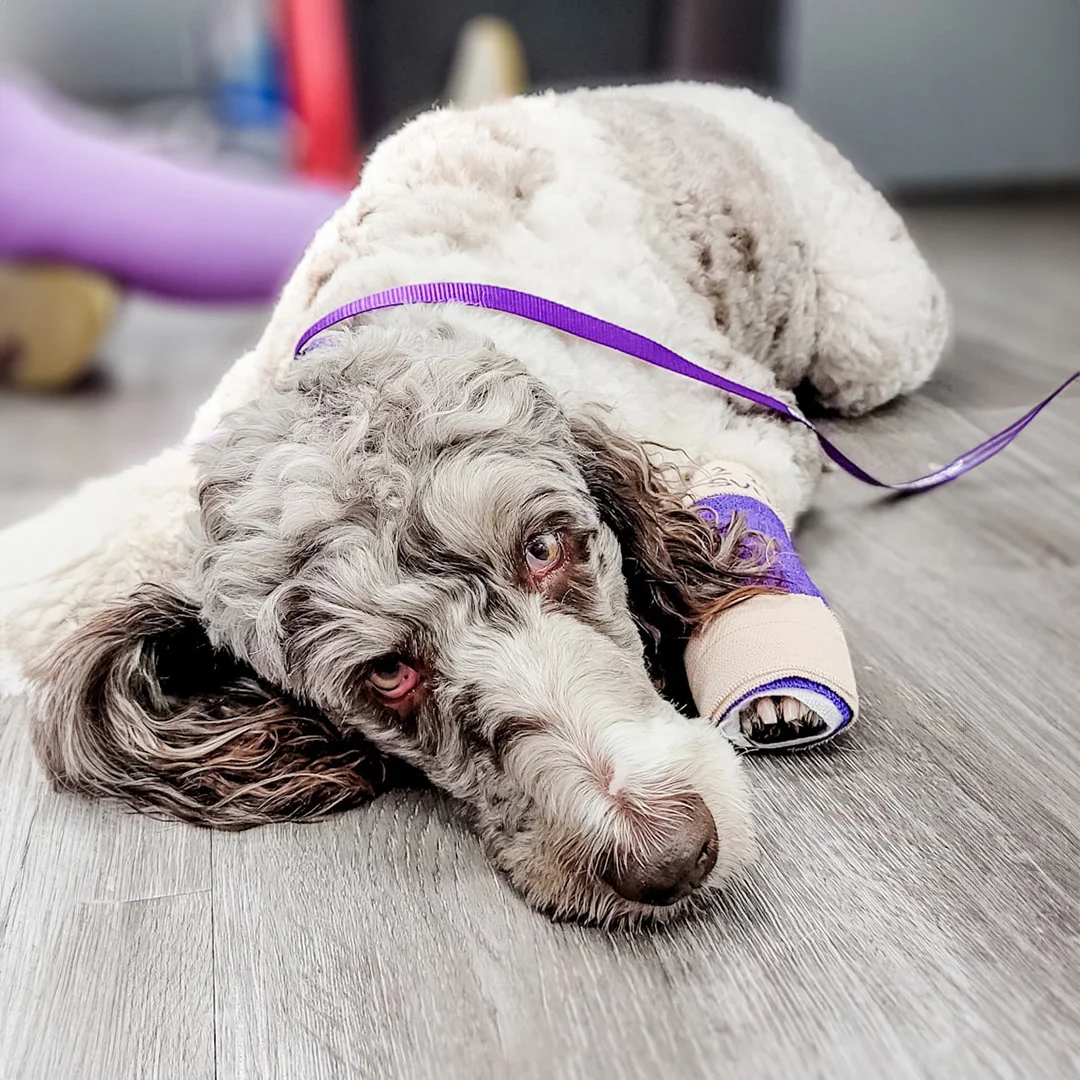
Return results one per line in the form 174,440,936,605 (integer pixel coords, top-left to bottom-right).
1,86,948,918
0,83,947,680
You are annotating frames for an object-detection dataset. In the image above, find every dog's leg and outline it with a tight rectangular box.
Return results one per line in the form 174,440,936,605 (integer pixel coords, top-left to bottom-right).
738,694,824,744
615,81,950,417
683,461,858,751
797,131,950,417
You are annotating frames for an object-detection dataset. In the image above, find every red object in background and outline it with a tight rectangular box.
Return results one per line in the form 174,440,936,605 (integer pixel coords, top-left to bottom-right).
280,0,362,186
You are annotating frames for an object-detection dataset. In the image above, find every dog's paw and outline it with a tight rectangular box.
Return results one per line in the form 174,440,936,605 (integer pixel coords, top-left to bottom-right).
738,695,827,745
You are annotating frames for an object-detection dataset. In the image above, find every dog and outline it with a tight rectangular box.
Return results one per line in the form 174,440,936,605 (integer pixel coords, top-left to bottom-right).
29,82,948,924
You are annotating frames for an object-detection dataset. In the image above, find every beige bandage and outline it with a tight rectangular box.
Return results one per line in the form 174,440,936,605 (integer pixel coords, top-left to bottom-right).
685,595,858,747
684,460,859,749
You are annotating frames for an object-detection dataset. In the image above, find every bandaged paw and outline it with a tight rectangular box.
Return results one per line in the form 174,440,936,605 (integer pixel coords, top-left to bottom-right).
684,464,858,750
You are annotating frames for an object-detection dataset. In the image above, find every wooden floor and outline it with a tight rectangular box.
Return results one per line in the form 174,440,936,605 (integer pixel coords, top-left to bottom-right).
1,200,1078,1079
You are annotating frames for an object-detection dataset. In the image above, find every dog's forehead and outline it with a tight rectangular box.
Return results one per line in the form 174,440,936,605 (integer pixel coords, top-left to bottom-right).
288,447,593,619
415,448,591,549
293,522,454,641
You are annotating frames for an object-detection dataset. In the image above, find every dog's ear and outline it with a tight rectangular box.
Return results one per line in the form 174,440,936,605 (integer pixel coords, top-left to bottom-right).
30,584,395,828
569,411,769,704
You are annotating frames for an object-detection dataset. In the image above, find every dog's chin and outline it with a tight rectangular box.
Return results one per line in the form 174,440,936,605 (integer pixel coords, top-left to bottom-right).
538,870,746,929
542,884,700,929
503,840,754,929
495,722,758,927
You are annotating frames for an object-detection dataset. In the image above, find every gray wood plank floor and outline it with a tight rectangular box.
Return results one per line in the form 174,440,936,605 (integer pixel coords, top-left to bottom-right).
1,200,1078,1080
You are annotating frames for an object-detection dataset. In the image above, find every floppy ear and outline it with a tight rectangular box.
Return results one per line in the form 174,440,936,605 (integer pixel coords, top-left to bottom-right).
30,584,397,828
569,412,770,706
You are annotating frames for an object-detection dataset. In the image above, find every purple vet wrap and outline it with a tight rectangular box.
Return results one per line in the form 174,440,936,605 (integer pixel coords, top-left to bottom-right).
726,677,852,722
695,492,854,739
696,494,822,599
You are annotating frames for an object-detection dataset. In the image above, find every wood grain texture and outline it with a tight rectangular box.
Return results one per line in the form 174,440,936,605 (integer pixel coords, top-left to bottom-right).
0,700,214,1080
1,199,1078,1079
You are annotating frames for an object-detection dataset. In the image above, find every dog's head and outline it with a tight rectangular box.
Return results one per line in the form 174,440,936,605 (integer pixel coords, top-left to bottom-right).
33,323,767,924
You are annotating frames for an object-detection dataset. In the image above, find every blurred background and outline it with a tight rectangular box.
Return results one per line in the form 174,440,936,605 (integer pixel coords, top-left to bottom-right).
0,0,1078,523
3,0,1078,187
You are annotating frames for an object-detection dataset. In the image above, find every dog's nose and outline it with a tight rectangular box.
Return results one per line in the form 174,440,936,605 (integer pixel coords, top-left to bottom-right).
599,793,719,906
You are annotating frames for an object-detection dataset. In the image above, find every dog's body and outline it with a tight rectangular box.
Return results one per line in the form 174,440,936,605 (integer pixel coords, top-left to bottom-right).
13,83,948,923
200,82,946,520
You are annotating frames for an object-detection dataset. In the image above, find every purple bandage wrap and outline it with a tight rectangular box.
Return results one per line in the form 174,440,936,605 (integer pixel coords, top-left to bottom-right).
727,677,853,726
695,494,822,599
695,494,854,733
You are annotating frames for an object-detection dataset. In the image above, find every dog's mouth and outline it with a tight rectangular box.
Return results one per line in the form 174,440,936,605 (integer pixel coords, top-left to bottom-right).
470,674,755,925
540,866,714,927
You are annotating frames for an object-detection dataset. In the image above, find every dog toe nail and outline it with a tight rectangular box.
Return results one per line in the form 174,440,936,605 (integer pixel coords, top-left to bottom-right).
763,698,782,723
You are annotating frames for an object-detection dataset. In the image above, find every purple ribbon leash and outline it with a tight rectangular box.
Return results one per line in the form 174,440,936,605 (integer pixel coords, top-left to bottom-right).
296,282,1078,493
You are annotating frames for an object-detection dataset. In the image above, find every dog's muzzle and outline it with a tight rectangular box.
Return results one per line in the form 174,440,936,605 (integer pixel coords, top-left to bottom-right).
597,792,719,906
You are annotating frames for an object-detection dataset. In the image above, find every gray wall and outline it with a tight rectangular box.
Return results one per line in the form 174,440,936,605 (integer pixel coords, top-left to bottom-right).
4,0,1079,188
786,0,1080,188
0,0,210,100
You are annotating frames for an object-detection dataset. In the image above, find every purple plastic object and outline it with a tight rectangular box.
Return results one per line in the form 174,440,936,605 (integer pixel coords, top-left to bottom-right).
296,282,1078,493
0,80,344,302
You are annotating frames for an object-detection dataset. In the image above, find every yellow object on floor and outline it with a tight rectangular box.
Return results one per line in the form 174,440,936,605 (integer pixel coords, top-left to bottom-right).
0,264,119,391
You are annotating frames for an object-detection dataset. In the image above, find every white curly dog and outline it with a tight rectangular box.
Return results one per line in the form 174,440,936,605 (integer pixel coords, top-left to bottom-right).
1,83,947,924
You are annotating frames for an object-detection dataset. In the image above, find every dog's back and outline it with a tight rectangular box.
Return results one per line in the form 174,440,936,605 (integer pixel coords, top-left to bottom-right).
249,83,945,521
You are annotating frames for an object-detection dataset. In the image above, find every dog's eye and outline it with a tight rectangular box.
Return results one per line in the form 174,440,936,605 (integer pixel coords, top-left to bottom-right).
366,656,418,700
524,531,564,575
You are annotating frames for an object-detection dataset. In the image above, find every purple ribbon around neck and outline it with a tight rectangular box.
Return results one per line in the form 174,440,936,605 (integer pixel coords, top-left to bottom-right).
295,282,1078,493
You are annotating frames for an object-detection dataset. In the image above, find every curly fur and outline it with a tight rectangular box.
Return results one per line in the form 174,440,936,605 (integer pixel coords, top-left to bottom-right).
568,411,775,707
14,81,949,924
30,325,770,922
31,584,403,827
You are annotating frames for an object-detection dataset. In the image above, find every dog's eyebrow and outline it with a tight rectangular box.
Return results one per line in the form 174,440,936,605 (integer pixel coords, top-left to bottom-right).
519,490,596,531
401,541,494,580
518,487,569,517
